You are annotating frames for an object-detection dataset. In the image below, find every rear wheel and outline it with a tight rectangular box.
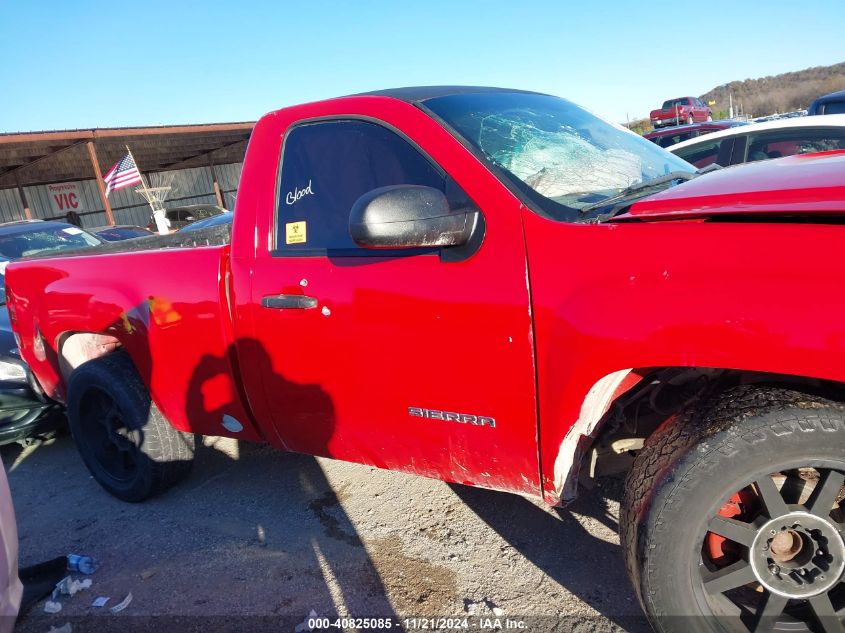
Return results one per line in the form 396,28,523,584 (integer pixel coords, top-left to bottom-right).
621,386,845,633
67,352,194,502
687,113,695,124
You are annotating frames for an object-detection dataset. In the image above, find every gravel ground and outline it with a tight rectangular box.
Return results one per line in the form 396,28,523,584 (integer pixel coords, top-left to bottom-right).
4,434,651,632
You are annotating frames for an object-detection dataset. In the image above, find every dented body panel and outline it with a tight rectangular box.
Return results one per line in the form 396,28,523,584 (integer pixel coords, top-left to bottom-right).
624,150,845,220
523,214,845,502
7,90,845,505
6,246,263,444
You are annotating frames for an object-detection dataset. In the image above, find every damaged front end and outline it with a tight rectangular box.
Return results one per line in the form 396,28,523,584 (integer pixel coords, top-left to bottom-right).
552,368,720,504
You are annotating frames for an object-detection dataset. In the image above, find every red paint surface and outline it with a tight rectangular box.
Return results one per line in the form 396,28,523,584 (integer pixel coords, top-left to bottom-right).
7,94,845,504
234,98,539,493
625,150,845,219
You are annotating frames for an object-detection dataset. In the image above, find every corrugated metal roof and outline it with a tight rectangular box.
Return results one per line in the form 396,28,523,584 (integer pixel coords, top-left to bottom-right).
0,122,254,189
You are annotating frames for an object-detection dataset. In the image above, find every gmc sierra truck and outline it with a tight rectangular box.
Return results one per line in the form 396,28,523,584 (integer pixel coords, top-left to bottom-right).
7,87,845,633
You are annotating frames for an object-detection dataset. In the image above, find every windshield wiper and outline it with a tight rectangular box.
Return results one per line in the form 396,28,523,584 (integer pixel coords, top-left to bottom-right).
696,163,723,174
579,170,697,216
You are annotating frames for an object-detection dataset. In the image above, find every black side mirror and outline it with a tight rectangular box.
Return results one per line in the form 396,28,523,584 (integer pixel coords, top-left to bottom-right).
349,185,477,249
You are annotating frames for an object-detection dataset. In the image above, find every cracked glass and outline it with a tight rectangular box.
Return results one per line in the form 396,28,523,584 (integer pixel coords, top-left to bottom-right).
424,92,694,222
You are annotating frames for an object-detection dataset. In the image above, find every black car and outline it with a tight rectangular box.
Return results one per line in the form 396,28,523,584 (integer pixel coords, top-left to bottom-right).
0,274,63,445
176,211,233,233
808,89,845,116
148,205,227,232
90,224,155,241
0,221,104,444
0,220,103,259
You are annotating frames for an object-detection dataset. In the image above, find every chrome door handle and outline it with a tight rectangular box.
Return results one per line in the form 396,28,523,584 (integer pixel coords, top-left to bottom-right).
261,294,318,309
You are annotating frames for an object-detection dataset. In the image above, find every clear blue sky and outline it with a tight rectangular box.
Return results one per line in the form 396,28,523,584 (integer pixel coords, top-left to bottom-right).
1,0,843,132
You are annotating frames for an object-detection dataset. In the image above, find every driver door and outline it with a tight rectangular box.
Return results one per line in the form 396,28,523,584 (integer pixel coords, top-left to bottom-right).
247,117,540,494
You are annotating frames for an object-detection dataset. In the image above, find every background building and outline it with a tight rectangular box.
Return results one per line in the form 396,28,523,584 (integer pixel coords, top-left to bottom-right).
0,122,253,228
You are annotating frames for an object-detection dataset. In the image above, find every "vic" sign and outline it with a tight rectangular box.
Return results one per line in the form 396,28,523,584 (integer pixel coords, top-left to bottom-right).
47,182,86,214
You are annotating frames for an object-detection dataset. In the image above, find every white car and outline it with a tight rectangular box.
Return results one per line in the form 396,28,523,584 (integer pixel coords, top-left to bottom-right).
667,113,845,169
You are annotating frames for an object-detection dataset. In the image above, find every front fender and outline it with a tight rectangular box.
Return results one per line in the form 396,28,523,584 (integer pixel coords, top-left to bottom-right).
522,212,845,504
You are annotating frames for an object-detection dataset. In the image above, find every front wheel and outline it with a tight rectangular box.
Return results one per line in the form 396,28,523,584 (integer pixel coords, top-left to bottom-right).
621,386,845,633
707,114,713,121
687,114,695,124
67,351,195,502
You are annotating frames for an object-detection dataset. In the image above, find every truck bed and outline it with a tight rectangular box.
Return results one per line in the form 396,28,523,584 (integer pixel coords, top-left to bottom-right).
5,235,260,442
29,223,232,260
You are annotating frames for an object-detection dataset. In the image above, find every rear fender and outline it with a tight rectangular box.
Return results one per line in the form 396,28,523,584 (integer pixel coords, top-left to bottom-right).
8,247,264,442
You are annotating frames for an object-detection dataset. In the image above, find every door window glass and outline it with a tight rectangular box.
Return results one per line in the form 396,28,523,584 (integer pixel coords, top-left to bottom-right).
746,129,845,162
276,120,444,252
673,138,731,168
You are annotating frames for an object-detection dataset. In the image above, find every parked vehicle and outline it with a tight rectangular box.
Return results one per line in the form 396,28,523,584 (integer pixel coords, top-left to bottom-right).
808,89,845,116
0,220,102,260
0,220,103,444
0,270,63,445
649,96,712,128
90,225,154,241
7,88,845,633
753,110,807,123
667,113,845,168
148,204,226,232
176,211,233,233
643,120,748,148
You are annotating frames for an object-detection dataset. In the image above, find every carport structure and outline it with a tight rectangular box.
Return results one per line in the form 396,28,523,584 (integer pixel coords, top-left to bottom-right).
0,122,254,226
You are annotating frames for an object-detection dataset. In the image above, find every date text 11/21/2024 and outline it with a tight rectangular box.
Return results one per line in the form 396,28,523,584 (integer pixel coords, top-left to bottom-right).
305,617,527,630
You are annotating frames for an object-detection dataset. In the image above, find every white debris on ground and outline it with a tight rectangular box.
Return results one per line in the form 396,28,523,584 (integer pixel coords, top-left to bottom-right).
8,436,645,631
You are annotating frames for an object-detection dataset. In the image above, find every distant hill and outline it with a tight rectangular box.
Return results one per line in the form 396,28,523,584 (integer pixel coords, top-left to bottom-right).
625,61,845,133
700,61,845,118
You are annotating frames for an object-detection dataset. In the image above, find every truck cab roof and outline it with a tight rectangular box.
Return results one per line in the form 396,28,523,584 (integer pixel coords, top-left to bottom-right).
354,86,543,103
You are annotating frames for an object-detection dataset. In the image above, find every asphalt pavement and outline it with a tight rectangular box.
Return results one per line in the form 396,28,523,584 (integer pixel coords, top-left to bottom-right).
4,434,650,632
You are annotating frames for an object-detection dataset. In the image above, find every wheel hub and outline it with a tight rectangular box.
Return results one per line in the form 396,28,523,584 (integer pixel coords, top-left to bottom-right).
770,529,804,563
750,511,845,598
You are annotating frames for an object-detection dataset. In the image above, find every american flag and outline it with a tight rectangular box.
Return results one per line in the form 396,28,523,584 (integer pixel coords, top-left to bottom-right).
103,153,142,196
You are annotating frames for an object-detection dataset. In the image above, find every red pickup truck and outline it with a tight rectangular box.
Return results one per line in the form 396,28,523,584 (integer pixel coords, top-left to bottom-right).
650,96,712,128
7,88,845,633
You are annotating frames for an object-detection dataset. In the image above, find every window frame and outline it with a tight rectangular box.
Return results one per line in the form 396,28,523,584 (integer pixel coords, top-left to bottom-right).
271,115,450,258
674,136,735,168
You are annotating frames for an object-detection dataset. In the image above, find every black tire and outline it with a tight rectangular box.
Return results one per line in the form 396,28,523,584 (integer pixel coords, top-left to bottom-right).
687,114,695,124
66,351,194,502
621,386,845,633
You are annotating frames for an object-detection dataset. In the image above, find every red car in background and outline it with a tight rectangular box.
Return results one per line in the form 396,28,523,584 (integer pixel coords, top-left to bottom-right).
643,120,749,148
650,96,712,128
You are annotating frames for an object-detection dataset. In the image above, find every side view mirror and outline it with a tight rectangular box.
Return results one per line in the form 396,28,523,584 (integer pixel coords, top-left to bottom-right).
349,185,476,249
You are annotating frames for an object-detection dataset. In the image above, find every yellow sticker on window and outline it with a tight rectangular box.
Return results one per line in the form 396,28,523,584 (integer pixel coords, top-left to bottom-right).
285,221,307,244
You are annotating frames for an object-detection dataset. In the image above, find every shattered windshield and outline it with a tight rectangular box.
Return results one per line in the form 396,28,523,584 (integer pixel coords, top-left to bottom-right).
423,92,694,222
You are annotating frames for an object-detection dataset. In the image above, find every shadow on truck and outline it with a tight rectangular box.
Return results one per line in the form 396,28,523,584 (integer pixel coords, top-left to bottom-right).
29,327,647,627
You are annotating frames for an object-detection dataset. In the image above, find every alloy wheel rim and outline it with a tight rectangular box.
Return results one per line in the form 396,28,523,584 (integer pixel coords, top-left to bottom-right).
749,511,845,599
698,467,845,632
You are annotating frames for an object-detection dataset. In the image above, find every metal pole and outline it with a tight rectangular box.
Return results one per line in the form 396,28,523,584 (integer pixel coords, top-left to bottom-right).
86,141,116,226
14,175,32,220
207,155,225,208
